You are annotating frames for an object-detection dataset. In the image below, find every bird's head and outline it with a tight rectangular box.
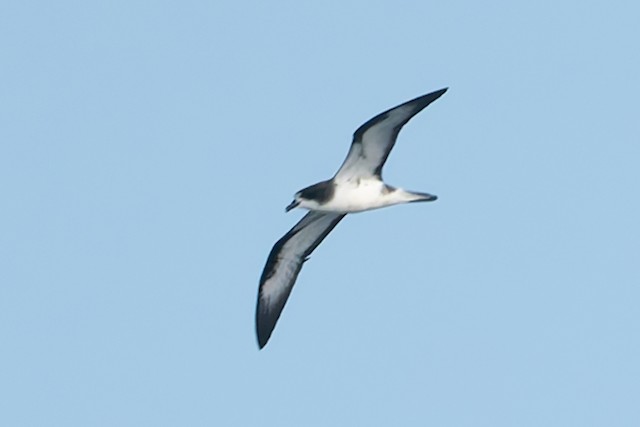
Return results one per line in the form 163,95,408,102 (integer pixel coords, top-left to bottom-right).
285,191,323,212
286,181,333,212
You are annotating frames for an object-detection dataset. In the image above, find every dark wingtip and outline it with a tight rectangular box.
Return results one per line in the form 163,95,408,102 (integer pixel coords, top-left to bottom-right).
257,337,267,350
256,312,276,349
256,300,285,349
256,325,272,349
408,88,448,112
431,87,448,99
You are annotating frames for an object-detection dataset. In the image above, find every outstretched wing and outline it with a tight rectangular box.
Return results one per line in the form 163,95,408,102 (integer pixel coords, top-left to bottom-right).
334,88,448,182
256,211,346,348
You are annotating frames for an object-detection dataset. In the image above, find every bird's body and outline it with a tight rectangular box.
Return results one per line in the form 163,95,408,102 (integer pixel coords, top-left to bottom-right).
319,179,399,212
256,88,448,348
293,179,434,213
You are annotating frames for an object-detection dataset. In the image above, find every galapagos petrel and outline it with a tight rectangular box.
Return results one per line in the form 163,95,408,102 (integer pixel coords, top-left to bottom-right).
256,88,448,348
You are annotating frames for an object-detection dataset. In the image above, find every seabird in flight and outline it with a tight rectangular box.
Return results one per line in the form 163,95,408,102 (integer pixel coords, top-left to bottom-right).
256,88,448,348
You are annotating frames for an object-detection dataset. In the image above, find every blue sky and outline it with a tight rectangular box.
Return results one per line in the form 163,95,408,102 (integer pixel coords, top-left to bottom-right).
1,1,639,426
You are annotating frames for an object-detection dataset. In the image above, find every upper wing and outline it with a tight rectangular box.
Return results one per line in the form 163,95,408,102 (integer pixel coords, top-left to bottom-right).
256,211,346,348
334,88,448,182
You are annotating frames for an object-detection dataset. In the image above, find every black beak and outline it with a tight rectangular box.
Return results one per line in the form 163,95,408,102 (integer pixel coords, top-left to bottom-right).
285,200,300,212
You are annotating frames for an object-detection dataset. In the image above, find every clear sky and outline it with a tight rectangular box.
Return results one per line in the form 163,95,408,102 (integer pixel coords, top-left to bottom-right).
1,1,639,426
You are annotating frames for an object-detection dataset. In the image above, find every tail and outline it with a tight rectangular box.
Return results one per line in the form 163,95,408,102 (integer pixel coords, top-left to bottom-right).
403,189,437,203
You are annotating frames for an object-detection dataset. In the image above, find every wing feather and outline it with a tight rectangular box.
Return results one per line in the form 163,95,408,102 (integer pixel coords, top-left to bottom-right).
256,211,346,348
334,88,448,181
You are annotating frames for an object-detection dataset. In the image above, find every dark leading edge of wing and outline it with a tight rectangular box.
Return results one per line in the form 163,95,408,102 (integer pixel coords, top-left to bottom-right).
334,88,448,181
256,211,346,348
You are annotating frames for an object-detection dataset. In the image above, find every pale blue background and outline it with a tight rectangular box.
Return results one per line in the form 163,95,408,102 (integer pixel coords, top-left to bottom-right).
1,1,639,426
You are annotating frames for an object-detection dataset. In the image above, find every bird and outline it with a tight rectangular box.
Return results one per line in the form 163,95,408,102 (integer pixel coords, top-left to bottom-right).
256,88,448,348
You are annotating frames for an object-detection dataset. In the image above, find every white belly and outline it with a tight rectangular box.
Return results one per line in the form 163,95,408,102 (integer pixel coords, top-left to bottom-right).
317,179,392,213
